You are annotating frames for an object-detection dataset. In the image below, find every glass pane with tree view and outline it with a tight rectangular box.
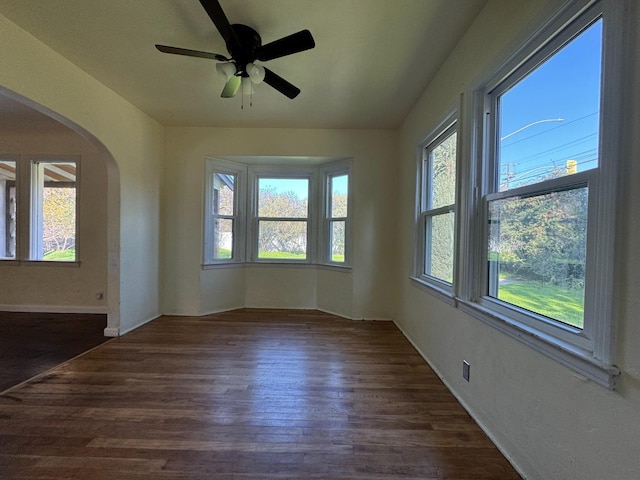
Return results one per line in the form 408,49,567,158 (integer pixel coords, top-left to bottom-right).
258,178,309,259
426,212,455,283
424,129,456,283
329,174,348,263
429,132,456,209
41,162,76,261
488,186,587,328
212,173,235,259
258,220,307,259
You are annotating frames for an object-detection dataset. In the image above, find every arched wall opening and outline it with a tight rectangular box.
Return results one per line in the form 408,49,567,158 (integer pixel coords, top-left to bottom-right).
0,87,121,335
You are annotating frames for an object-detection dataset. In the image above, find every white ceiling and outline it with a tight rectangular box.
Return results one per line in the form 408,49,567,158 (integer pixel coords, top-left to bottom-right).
0,0,487,129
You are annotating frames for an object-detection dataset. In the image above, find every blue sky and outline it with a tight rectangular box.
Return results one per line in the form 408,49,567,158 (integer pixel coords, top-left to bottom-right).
259,178,309,200
259,174,348,201
498,19,602,189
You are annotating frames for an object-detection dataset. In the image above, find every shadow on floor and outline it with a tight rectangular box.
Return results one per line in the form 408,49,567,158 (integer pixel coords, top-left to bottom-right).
0,312,109,392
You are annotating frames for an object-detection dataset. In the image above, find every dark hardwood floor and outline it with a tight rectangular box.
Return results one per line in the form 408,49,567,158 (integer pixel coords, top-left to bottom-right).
0,309,521,479
0,311,108,392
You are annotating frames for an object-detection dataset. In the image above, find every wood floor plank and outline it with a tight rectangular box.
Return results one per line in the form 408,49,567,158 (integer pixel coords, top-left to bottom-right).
0,309,520,479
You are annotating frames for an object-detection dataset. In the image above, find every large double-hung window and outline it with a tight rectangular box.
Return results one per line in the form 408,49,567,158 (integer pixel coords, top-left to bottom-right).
415,0,622,388
416,116,458,293
466,1,620,387
254,174,312,261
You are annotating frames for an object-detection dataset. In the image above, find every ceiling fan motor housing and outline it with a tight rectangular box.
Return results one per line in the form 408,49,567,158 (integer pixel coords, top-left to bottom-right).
228,24,262,76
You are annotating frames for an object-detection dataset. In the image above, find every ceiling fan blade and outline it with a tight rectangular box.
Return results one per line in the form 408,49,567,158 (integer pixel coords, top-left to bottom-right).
221,75,241,98
155,44,229,62
198,0,240,51
257,30,315,62
263,68,300,99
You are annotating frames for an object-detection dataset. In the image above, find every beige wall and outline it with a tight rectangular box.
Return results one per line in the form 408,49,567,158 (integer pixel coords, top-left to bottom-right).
0,126,108,310
0,12,165,334
163,127,398,320
396,1,640,479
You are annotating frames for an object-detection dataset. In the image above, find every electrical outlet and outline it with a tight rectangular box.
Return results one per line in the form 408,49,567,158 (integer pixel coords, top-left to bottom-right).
463,360,470,381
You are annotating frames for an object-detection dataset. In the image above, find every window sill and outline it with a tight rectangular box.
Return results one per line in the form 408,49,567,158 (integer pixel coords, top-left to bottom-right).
1,260,80,267
202,262,245,270
203,262,351,271
317,263,352,273
457,299,620,390
409,276,456,306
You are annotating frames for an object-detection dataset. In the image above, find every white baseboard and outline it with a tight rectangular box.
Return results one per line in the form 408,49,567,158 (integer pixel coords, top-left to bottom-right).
103,327,119,337
0,304,108,314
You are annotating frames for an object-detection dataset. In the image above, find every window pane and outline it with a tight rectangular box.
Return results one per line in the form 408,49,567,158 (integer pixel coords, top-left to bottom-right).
213,218,233,259
429,132,457,209
0,160,17,259
330,175,348,218
258,220,307,259
258,178,308,218
213,173,234,216
488,187,587,328
41,162,76,261
425,212,454,283
330,220,345,263
498,20,602,191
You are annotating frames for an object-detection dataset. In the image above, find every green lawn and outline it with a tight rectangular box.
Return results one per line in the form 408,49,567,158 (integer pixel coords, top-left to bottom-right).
259,251,307,260
43,248,76,261
498,279,584,328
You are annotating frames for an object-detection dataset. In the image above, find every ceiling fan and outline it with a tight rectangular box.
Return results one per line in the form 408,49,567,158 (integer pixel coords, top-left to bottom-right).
155,0,315,100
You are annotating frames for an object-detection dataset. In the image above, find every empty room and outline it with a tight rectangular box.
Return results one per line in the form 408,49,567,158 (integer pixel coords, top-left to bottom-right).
0,1,639,479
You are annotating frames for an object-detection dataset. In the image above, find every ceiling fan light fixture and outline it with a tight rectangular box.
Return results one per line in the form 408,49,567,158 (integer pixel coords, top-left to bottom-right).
156,0,315,100
242,76,255,95
215,61,236,80
246,63,265,84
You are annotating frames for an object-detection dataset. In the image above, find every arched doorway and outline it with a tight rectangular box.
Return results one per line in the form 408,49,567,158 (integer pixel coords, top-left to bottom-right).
0,88,120,335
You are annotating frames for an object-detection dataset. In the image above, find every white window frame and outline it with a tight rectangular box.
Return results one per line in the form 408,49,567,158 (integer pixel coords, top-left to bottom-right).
29,157,79,262
203,158,351,268
203,159,246,264
0,156,18,260
0,155,80,264
413,112,458,298
457,0,623,389
248,166,317,264
319,161,352,267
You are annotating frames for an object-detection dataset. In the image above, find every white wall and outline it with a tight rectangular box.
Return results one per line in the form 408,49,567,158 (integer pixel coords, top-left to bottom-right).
163,127,398,320
0,126,108,311
0,12,165,335
397,1,640,479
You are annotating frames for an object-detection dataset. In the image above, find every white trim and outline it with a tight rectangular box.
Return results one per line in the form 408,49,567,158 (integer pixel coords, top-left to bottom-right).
0,304,107,314
319,159,352,267
249,165,317,264
103,327,119,337
203,158,247,265
204,157,352,268
409,276,456,307
414,109,458,292
457,300,619,389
